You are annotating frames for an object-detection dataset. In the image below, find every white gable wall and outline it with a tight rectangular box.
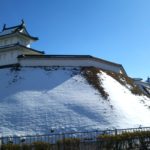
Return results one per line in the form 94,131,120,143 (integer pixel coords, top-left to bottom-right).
19,58,123,74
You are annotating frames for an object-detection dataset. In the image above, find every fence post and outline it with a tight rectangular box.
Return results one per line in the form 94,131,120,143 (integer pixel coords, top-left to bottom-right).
63,133,65,150
115,129,117,135
0,137,2,150
115,129,118,150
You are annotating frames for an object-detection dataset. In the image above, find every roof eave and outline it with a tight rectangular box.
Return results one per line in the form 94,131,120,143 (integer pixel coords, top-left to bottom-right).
0,31,38,41
17,54,127,75
17,32,39,41
0,43,44,54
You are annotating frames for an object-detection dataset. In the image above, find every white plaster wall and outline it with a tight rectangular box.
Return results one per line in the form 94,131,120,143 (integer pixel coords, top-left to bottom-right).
0,46,42,66
0,37,30,47
17,37,30,47
19,58,122,73
0,37,18,47
0,50,22,66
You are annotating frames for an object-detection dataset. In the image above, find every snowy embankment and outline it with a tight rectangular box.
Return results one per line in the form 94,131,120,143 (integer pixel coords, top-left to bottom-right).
0,67,150,136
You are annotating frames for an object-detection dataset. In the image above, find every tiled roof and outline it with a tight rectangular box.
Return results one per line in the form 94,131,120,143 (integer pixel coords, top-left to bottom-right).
0,20,38,40
18,54,93,59
17,54,127,75
0,43,44,54
17,54,122,67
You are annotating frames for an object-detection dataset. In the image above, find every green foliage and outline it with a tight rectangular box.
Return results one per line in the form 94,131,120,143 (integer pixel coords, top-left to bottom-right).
81,67,109,99
97,131,150,149
1,142,51,150
21,144,32,150
2,130,150,150
57,138,80,150
32,141,51,150
1,143,20,150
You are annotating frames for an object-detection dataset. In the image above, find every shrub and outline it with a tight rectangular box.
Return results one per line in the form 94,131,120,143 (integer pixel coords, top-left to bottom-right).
32,141,51,150
97,131,150,149
81,67,109,99
22,144,32,150
1,142,51,150
57,138,80,150
1,143,20,150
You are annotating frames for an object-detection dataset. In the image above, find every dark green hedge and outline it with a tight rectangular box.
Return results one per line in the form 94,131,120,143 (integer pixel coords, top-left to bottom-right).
1,142,51,150
97,131,150,149
57,138,80,150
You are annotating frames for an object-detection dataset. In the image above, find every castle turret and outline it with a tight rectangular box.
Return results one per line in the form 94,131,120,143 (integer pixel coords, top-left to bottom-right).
0,20,44,66
0,20,39,48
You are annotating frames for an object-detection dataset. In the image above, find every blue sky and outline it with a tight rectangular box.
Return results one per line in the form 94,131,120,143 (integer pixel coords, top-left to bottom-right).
0,0,150,79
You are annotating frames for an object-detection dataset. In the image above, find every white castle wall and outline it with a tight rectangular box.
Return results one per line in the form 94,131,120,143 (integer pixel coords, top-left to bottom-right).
0,37,18,47
0,36,30,47
19,57,123,74
0,48,42,66
0,50,22,66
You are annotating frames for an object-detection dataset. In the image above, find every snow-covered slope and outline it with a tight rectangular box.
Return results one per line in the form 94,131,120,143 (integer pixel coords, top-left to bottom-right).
0,67,150,136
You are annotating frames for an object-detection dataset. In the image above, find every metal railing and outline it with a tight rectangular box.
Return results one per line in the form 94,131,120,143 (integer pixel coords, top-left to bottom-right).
1,126,150,145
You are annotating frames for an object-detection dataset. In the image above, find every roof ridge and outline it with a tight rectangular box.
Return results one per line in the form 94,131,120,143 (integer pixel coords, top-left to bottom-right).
3,25,22,31
2,20,25,31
